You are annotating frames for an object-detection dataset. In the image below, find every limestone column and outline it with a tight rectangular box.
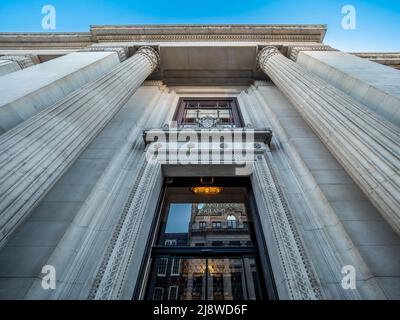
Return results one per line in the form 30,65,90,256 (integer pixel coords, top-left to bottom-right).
0,50,122,133
257,46,400,235
292,48,400,127
0,46,160,247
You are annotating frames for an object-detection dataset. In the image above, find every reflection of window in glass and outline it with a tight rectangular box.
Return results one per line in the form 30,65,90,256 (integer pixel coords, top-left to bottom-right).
227,215,237,229
212,221,222,229
207,258,246,300
157,258,168,277
171,258,181,276
192,275,204,300
153,287,164,300
168,286,179,300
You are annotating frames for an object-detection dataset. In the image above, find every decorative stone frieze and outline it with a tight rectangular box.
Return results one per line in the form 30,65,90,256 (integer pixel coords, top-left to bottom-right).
257,46,400,235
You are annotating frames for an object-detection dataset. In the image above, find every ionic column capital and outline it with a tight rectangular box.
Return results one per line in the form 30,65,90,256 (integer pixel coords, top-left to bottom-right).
136,46,160,70
257,46,281,68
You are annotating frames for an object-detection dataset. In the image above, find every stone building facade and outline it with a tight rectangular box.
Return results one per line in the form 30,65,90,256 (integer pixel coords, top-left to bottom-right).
0,25,399,300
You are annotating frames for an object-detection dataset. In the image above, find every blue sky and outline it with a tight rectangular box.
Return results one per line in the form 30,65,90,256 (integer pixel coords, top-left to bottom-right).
0,0,399,51
165,204,191,234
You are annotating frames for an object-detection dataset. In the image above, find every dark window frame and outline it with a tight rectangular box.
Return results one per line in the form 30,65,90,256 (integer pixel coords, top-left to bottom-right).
212,221,222,229
173,97,244,128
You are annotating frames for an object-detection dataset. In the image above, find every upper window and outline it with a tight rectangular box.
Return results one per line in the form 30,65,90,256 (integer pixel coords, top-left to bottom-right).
174,98,243,129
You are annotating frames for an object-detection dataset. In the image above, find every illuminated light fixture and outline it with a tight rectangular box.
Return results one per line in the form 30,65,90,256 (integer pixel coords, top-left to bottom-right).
191,186,224,195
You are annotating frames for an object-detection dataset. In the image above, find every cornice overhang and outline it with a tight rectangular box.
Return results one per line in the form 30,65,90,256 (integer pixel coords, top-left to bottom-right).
0,32,93,49
90,24,327,43
0,24,327,49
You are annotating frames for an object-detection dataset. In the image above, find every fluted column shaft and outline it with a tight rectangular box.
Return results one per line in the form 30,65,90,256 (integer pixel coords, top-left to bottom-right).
0,46,160,246
257,46,400,234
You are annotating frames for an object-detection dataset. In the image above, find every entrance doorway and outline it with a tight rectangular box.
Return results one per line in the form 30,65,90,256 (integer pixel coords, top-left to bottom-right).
137,177,276,300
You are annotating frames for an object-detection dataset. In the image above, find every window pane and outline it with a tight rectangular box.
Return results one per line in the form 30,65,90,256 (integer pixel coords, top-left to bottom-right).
153,287,164,300
157,258,168,276
177,99,240,127
171,258,181,276
197,109,219,118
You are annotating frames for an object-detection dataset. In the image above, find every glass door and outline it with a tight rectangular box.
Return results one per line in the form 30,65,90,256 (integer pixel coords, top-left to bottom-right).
142,179,274,300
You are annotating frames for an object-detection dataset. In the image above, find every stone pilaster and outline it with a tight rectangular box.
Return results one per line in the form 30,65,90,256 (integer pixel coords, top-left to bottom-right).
90,161,162,300
257,46,400,235
0,46,160,247
252,153,323,300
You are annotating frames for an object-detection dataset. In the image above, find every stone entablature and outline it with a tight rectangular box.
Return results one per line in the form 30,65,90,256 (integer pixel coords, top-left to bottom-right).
352,52,400,70
91,24,327,43
0,24,327,50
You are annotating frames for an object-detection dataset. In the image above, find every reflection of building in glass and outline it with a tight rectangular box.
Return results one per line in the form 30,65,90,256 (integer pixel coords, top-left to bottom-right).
151,256,261,300
150,203,261,300
189,203,252,247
